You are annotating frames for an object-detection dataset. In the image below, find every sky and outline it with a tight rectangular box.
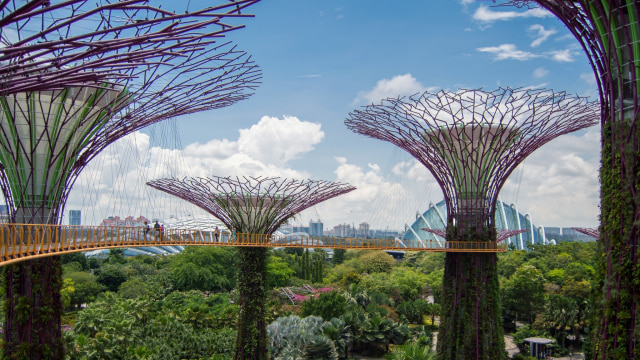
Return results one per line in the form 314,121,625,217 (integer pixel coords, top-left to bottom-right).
64,0,601,231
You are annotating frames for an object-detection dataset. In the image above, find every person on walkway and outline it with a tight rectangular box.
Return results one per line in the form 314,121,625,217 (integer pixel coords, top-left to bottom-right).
154,221,161,240
214,226,220,242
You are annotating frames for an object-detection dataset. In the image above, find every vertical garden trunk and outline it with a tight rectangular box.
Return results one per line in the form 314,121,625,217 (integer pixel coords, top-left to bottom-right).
437,226,505,360
593,120,640,359
3,257,63,360
234,247,268,360
3,209,64,360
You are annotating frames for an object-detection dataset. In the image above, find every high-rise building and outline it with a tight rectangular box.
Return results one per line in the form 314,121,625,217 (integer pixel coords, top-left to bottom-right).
69,210,81,226
309,220,323,237
357,222,370,238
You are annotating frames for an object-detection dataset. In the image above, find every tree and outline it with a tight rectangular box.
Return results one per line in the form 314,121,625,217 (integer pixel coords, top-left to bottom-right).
501,265,546,324
64,272,106,309
266,255,295,289
301,291,348,321
332,249,347,265
361,251,395,274
61,253,89,271
545,295,578,349
97,265,128,292
118,278,150,299
169,247,237,292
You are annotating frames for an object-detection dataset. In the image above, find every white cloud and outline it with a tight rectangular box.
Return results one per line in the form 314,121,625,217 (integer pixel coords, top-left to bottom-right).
477,44,577,63
238,115,324,167
547,49,575,62
473,5,552,23
501,128,600,227
353,74,435,105
66,116,324,225
477,44,538,61
528,24,557,47
533,67,549,78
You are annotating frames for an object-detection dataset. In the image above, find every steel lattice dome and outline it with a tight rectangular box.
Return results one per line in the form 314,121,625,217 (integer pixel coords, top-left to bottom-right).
402,199,551,250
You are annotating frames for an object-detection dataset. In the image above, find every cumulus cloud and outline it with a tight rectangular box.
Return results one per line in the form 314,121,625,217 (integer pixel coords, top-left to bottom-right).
238,115,324,167
353,74,435,105
547,49,575,62
533,67,549,78
528,24,557,47
66,116,324,225
477,44,538,61
473,5,552,23
500,128,600,227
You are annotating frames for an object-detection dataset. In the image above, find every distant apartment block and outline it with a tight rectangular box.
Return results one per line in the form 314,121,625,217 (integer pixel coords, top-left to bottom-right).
100,215,151,227
69,210,81,225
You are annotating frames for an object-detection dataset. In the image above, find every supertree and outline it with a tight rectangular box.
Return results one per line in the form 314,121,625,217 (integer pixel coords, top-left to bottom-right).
146,175,356,360
0,1,261,358
345,87,599,360
509,2,640,358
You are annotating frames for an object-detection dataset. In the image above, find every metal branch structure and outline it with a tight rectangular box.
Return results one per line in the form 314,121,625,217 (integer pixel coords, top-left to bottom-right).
346,88,599,232
0,0,260,94
346,87,599,360
571,227,600,240
509,2,639,358
147,175,355,360
147,176,356,235
0,1,261,358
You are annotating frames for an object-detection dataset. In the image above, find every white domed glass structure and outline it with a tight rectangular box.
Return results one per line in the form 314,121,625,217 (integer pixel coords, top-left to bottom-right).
402,199,550,250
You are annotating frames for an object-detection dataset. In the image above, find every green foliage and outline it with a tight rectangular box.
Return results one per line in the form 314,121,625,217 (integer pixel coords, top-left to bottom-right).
360,251,395,274
500,264,546,324
61,253,89,271
296,249,324,283
64,271,105,309
384,341,436,360
65,292,238,359
118,278,150,299
169,246,237,292
397,299,423,324
301,290,348,321
266,255,295,289
357,268,427,303
332,249,346,265
96,265,128,292
302,334,339,360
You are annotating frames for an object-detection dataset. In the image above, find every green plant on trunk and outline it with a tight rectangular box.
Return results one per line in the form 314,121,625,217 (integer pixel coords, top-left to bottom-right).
437,225,506,360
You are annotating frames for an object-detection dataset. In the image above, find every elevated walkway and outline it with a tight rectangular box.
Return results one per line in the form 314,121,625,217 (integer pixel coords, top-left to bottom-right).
0,223,507,266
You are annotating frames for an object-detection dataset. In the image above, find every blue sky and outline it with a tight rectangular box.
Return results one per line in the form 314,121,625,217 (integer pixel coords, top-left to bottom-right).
68,0,600,232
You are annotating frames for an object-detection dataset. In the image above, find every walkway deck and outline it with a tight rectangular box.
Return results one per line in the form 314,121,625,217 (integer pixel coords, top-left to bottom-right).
0,223,507,266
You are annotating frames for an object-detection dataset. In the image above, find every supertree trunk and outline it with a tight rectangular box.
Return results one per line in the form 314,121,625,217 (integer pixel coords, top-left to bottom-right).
596,119,638,359
235,247,269,360
437,226,505,360
3,259,63,360
3,209,63,360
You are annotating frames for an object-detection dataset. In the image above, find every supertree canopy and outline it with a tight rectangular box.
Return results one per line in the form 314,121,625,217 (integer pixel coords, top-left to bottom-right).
346,88,599,232
0,0,261,224
147,175,355,360
0,1,261,358
510,2,639,358
346,87,599,360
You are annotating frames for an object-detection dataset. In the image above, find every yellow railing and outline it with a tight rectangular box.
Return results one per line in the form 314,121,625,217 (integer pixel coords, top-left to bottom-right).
0,223,507,266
